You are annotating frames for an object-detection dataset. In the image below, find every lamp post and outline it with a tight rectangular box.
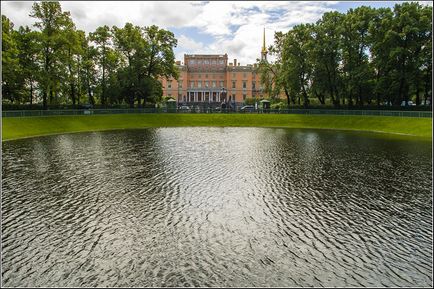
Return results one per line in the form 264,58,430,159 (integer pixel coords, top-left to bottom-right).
221,87,227,102
220,87,227,112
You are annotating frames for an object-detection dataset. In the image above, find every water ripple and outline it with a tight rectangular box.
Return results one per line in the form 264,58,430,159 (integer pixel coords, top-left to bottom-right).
2,127,432,287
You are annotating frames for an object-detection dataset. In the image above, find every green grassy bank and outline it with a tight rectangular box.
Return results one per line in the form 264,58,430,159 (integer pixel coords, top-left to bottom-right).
2,113,432,141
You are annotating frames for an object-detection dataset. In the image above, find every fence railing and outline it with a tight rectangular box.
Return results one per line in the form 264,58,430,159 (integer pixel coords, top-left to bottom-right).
2,108,432,118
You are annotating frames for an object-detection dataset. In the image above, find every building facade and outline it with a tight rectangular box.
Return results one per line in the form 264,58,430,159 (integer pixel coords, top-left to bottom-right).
160,30,269,106
160,54,266,106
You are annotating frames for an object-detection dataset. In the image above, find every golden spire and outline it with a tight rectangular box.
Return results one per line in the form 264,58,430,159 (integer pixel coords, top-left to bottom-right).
262,27,267,53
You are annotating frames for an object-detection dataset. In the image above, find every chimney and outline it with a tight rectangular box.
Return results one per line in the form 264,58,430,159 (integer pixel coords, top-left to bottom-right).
234,59,237,66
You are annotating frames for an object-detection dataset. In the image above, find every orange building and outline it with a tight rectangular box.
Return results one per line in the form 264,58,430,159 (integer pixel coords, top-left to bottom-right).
160,54,265,106
160,30,269,107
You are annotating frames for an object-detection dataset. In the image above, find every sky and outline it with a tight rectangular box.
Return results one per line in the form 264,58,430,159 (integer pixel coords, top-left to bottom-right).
2,1,432,65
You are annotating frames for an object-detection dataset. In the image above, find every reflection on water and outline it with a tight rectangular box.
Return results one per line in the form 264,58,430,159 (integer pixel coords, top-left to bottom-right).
2,127,432,287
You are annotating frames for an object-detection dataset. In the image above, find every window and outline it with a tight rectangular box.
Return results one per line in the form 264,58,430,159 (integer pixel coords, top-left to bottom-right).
189,59,195,65
252,81,256,90
243,73,247,78
219,60,224,64
198,60,202,64
212,81,216,88
232,81,236,89
204,60,209,64
219,81,224,88
205,81,209,88
212,60,216,65
198,81,202,88
168,81,172,89
243,94,246,100
168,93,172,97
178,81,182,89
232,73,236,78
242,81,247,89
190,81,194,88
205,74,208,78
199,74,201,78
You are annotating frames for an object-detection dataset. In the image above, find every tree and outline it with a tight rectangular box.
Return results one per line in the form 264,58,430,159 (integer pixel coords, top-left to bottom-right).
112,23,143,107
30,1,73,109
385,2,431,105
62,20,83,106
79,33,98,106
256,32,289,105
281,24,314,107
340,7,376,106
310,11,344,106
112,23,178,107
90,25,112,106
368,7,395,106
140,25,179,106
16,26,42,105
2,15,23,103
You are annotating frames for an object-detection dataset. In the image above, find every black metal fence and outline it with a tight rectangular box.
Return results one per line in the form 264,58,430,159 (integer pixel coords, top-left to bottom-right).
2,108,432,118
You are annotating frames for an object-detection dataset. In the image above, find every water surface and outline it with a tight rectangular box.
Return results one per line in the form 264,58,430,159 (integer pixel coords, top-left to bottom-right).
2,127,432,287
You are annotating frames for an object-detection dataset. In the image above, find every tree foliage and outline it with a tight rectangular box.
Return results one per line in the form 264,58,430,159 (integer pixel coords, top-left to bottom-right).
2,1,178,108
259,2,432,108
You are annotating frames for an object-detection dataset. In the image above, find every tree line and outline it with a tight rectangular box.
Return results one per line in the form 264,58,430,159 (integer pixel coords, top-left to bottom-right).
258,2,432,108
2,1,179,109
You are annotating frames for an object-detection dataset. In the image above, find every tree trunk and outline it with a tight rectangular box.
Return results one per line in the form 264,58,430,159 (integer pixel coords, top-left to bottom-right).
424,68,432,106
415,77,420,106
68,48,76,106
325,63,335,103
357,86,363,106
301,78,309,108
71,82,76,106
315,91,325,105
102,46,106,106
77,59,81,105
86,69,94,105
284,87,290,107
129,95,134,108
49,89,53,105
397,76,405,106
43,90,47,110
137,92,142,108
29,81,33,105
375,71,381,107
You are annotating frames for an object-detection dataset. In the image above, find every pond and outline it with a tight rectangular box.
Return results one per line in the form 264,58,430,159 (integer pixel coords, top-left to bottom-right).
2,127,432,287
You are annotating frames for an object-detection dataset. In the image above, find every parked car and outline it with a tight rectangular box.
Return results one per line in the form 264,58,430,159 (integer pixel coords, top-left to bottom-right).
179,105,190,111
421,99,431,106
240,105,255,112
401,101,416,106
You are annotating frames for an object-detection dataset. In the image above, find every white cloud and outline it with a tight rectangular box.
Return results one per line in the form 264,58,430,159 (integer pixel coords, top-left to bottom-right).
8,1,407,66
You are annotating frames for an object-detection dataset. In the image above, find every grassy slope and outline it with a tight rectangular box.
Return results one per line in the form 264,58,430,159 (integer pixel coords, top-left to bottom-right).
2,113,432,141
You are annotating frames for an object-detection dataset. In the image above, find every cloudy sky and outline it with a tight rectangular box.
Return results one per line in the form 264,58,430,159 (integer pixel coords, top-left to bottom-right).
2,1,432,65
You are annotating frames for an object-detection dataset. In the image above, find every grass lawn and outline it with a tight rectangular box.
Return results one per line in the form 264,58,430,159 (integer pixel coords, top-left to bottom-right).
2,113,432,141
